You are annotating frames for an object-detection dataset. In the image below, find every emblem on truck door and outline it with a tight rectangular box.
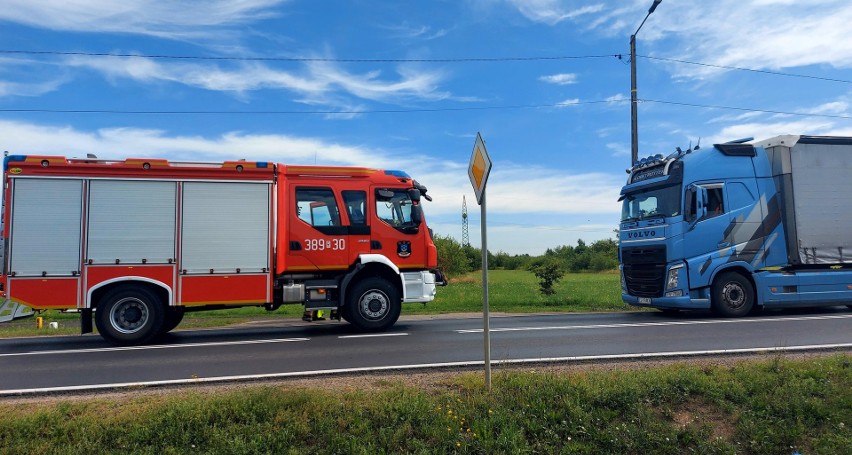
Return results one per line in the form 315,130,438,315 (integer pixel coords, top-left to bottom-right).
397,241,411,258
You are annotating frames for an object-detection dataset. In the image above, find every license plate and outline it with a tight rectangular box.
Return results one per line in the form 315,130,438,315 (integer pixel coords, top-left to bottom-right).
638,297,651,304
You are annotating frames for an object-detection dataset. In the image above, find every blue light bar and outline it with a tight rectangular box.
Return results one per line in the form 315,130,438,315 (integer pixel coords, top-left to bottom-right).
385,170,411,178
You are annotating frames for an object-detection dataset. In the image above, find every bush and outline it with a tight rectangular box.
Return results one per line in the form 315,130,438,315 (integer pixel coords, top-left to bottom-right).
433,235,471,277
527,258,565,296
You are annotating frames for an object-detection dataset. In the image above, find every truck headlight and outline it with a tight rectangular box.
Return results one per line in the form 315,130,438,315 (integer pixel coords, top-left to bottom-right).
666,264,684,290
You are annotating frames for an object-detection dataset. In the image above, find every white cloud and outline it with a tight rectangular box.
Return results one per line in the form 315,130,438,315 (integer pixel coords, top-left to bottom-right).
64,56,452,108
0,78,65,98
606,93,627,103
710,119,839,145
0,120,386,167
507,1,605,25
583,1,852,74
381,23,450,40
556,98,580,107
707,111,766,124
0,0,284,39
540,73,578,85
806,101,849,115
606,142,628,157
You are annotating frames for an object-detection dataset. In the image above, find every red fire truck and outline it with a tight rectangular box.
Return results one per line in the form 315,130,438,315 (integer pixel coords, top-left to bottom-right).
0,154,445,345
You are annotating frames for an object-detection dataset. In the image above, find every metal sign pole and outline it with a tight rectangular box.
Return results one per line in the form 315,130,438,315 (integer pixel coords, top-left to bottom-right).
481,190,491,391
467,131,493,392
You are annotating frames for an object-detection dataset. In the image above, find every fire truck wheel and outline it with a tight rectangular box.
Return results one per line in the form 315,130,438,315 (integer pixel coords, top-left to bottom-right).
711,272,754,317
346,277,401,332
95,285,166,346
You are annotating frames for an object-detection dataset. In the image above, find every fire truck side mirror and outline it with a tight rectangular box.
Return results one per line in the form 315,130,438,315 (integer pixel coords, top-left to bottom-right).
408,188,421,203
411,205,423,227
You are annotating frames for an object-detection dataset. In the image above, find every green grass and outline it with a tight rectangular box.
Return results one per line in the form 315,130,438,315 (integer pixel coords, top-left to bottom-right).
0,271,630,338
0,355,849,454
419,269,629,314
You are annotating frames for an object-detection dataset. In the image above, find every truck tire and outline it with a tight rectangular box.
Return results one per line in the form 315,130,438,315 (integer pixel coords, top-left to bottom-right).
711,272,754,317
345,277,401,332
95,285,165,346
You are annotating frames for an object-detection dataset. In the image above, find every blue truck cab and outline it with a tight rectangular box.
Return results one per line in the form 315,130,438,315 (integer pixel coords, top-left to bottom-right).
618,135,852,316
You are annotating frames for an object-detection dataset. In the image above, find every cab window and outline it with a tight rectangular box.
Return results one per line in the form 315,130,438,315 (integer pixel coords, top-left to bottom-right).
342,190,367,226
296,188,340,227
686,184,725,221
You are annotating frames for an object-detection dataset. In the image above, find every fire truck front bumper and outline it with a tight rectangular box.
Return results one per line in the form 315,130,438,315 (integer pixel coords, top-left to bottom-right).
402,270,441,303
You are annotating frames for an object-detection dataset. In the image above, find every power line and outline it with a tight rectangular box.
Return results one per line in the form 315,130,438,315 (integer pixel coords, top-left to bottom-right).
3,99,851,120
4,48,847,86
0,49,617,63
638,54,852,85
0,100,615,115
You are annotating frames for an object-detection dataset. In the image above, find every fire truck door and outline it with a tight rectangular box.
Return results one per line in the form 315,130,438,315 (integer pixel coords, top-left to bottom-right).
341,190,372,263
370,186,427,266
287,186,350,271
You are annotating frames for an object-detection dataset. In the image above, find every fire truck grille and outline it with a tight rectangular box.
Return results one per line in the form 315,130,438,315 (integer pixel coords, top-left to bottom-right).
622,246,666,298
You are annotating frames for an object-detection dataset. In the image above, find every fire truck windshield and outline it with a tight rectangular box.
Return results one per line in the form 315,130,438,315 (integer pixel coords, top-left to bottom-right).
620,184,681,222
376,188,421,234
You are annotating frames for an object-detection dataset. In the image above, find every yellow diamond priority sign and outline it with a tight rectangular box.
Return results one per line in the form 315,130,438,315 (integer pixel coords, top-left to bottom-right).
468,132,492,205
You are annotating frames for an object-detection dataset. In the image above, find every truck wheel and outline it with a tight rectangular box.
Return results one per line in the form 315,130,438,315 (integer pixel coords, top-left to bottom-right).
346,277,401,332
95,286,165,346
711,272,754,317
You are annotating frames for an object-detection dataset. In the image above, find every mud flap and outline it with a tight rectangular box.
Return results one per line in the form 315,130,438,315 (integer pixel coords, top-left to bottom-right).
81,308,93,334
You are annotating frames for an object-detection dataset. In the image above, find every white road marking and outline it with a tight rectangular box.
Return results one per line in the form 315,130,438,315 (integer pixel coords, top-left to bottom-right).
339,333,408,339
0,337,310,358
454,314,852,334
3,343,850,396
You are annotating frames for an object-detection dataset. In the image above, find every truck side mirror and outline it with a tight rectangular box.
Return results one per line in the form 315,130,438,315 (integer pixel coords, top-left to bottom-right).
408,188,421,203
411,205,423,227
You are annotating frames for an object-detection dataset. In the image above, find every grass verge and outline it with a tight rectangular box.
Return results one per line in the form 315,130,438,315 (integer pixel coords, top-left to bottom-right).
0,355,849,454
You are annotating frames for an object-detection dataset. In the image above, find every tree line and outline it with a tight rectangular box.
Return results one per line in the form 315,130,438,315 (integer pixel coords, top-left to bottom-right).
433,234,618,277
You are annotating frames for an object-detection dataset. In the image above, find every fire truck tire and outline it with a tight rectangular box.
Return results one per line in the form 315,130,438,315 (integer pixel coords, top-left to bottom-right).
95,285,166,346
346,277,401,332
711,271,754,317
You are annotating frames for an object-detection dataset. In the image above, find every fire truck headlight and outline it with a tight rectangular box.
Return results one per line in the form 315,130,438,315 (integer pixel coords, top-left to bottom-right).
666,264,684,291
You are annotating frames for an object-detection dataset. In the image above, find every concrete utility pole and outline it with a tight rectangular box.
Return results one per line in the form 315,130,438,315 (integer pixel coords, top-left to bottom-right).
631,0,662,165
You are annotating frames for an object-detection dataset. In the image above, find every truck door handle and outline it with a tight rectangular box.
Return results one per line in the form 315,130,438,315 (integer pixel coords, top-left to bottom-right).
717,241,730,248
290,241,302,251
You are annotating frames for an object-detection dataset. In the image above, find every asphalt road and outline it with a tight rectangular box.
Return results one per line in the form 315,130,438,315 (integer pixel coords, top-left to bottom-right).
1,307,851,395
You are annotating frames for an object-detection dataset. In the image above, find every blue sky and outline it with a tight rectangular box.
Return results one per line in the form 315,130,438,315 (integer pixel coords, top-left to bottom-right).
2,0,852,255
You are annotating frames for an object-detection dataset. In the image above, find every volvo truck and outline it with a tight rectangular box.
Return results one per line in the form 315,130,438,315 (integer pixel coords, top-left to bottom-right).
619,135,852,316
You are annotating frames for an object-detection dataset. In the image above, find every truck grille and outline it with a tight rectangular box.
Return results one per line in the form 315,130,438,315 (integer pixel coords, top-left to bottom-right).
622,246,666,297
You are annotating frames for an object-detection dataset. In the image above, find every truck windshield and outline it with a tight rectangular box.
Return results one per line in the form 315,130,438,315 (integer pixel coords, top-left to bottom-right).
621,185,681,222
376,188,421,234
